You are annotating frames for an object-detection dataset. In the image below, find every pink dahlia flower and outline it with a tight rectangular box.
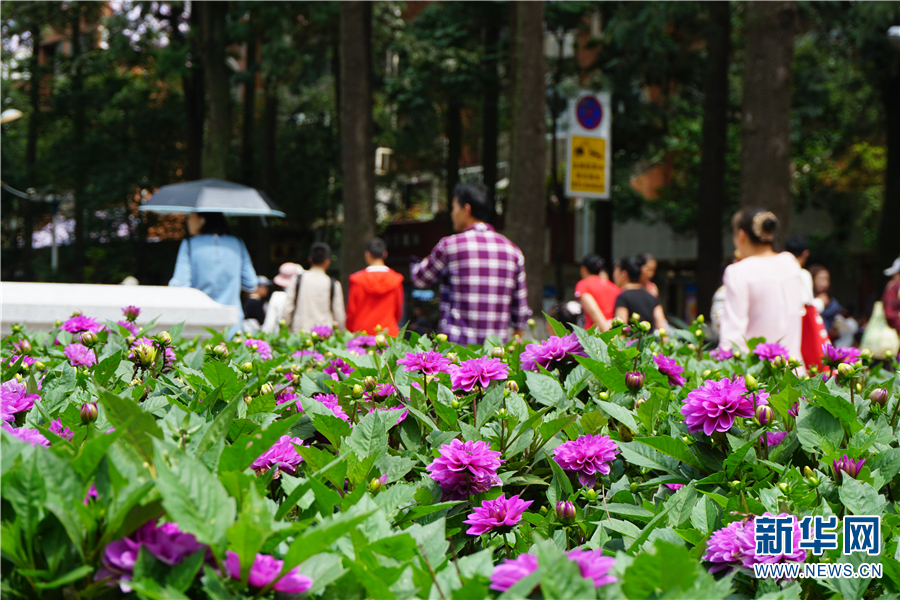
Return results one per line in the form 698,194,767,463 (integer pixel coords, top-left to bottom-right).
251,435,305,474
745,513,807,568
61,315,104,334
703,520,753,573
310,325,334,339
567,548,617,587
323,357,354,381
4,354,37,371
83,483,99,505
710,347,733,361
463,494,532,535
396,351,452,375
64,343,97,367
1,379,39,422
450,357,509,392
347,335,377,355
293,349,325,362
95,537,141,592
553,434,620,487
681,376,763,436
489,553,539,592
244,338,273,360
754,342,790,362
426,439,503,499
116,320,139,336
821,343,861,367
666,483,684,491
314,394,350,422
653,354,687,386
2,423,50,447
519,333,587,372
833,454,865,483
49,419,74,441
122,305,141,321
766,431,788,446
225,551,313,594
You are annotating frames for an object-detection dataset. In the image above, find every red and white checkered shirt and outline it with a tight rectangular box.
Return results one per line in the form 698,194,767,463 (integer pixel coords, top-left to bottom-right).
411,222,531,345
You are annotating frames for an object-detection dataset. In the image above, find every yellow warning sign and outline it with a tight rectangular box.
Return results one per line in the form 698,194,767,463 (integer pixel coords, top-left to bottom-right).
569,136,607,196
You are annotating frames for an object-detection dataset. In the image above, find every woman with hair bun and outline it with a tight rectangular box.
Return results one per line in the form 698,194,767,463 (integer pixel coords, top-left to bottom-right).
718,208,805,360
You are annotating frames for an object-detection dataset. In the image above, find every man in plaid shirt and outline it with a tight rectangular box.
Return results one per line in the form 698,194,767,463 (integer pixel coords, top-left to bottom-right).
411,183,532,345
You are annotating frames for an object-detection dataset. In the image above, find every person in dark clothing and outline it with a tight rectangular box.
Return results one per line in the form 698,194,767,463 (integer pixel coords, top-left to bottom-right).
242,276,271,325
614,256,668,333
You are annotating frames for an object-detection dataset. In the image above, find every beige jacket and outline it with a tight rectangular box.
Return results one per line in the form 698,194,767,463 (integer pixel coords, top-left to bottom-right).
282,266,346,333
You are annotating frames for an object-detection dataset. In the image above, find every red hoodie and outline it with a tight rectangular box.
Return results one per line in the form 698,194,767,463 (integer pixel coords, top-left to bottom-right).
346,266,405,336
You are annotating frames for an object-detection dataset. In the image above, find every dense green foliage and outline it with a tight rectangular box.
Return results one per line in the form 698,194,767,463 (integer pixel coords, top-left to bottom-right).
1,307,898,599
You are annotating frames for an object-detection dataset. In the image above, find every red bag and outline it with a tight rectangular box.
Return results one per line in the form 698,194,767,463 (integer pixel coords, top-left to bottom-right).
801,304,828,370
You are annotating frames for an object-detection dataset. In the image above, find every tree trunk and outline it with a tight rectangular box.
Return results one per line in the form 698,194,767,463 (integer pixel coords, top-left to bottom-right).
696,1,730,319
241,28,258,186
739,1,796,245
198,2,231,180
70,6,86,281
481,21,500,218
262,81,278,197
877,68,900,283
182,6,204,181
551,33,566,302
446,98,462,213
23,23,40,280
339,1,375,293
506,1,546,318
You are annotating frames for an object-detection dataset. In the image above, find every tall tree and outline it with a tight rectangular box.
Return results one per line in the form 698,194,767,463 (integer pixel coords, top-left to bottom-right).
506,0,546,317
339,1,375,291
696,2,730,318
197,2,230,179
481,15,501,210
22,22,40,280
70,2,87,280
739,1,797,242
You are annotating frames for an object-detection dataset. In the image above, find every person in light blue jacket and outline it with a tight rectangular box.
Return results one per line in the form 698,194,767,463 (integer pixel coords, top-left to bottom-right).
169,212,258,337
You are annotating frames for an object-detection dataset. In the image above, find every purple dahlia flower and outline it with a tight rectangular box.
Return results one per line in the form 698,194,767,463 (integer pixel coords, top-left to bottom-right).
1,379,39,422
83,483,98,505
64,343,97,367
553,434,620,488
666,484,684,491
653,354,687,386
251,435,305,475
293,349,324,362
821,344,861,367
703,520,753,573
710,347,733,361
519,333,587,372
833,454,865,483
450,357,509,392
313,394,350,422
754,342,790,362
2,423,50,447
49,419,74,441
4,354,37,370
116,320,139,336
224,551,313,594
122,305,141,321
61,315,104,334
244,338,273,360
567,549,617,588
310,325,334,339
426,439,503,499
489,554,539,592
347,335,377,355
323,357,355,381
396,351,452,376
746,513,807,568
681,376,762,436
766,431,788,446
463,494,532,535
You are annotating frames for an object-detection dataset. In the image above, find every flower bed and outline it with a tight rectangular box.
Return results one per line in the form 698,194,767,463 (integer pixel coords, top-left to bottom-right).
1,309,898,599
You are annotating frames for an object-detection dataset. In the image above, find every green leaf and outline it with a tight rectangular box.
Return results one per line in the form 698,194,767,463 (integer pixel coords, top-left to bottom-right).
816,393,862,434
634,437,707,473
226,484,273,583
525,371,567,406
153,442,236,557
476,386,503,427
580,410,607,435
2,447,46,542
200,565,239,600
722,428,765,478
690,496,720,535
31,565,94,590
71,428,124,481
768,387,800,424
622,540,699,598
218,413,301,474
796,404,843,454
281,510,374,573
547,456,575,504
166,551,206,593
594,399,639,433
535,538,597,599
346,411,388,463
202,361,245,402
839,478,887,516
618,441,680,475
36,449,87,559
97,387,164,473
575,355,627,392
434,384,459,429
665,482,697,527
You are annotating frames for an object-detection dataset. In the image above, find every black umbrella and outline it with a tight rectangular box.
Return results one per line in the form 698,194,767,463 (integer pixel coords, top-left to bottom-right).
138,178,285,217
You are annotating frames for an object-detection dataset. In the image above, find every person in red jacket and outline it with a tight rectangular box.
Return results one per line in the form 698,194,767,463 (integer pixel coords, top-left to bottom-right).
346,238,405,336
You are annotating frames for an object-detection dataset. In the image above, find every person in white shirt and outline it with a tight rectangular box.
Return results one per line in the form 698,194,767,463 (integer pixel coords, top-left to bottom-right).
718,209,805,360
282,243,346,333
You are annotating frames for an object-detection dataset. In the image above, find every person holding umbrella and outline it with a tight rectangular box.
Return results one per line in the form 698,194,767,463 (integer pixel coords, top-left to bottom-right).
169,212,258,337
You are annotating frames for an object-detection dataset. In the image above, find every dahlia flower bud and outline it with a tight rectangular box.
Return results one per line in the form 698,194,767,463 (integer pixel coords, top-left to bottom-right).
772,356,787,369
803,466,814,478
729,480,742,491
744,374,759,391
855,383,863,393
131,343,158,368
540,505,549,515
446,352,458,363
860,348,872,360
756,405,774,425
618,423,634,442
610,317,625,328
490,346,505,359
625,371,644,391
837,363,854,378
694,328,704,338
556,501,576,524
34,361,46,370
598,391,609,400
11,324,22,333
260,383,274,396
156,331,171,346
55,320,63,327
290,364,302,374
682,435,693,445
80,331,98,347
368,477,382,494
352,384,364,399
833,454,865,483
506,345,515,353
629,482,639,493
869,388,889,407
583,488,597,501
789,357,801,369
807,476,820,487
885,349,895,360
244,395,253,404
702,369,712,378
777,482,788,493
687,343,697,352
639,321,652,332
130,378,143,387
630,313,641,324
240,362,253,374
658,328,667,337
363,376,377,391
213,342,229,359
375,334,387,349
496,408,508,419
436,333,448,343
71,310,83,317
15,339,32,354
733,350,742,359
80,401,98,424
527,318,536,328
634,396,646,409
310,331,319,340
450,399,460,410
